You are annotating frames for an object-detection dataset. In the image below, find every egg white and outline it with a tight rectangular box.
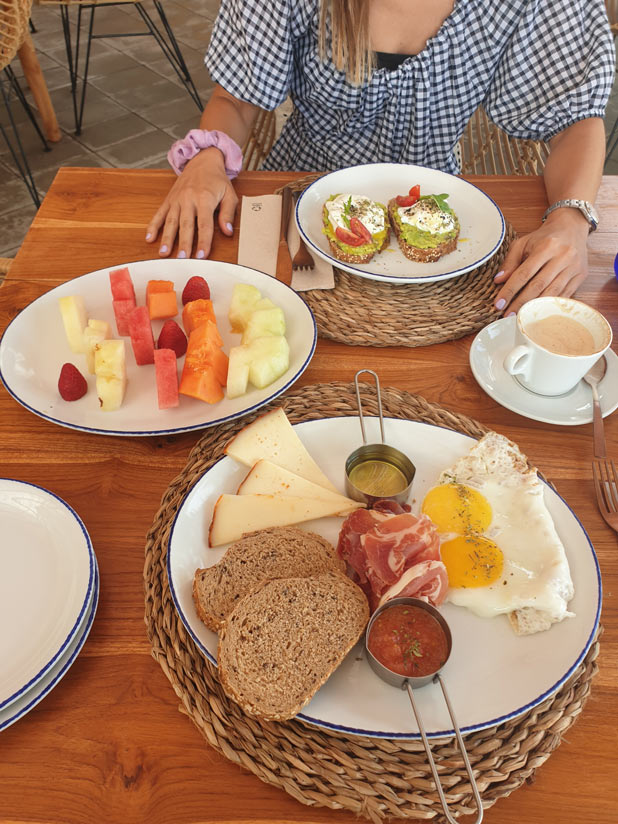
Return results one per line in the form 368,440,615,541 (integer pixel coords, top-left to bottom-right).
430,433,575,634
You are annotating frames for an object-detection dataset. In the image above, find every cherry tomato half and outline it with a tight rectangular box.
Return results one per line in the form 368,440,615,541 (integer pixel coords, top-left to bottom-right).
395,195,415,207
408,184,421,201
335,226,365,246
349,217,372,243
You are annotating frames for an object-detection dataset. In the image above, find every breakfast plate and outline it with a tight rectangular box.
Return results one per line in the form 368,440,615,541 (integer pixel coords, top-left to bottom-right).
0,478,95,711
470,316,618,425
0,559,99,731
167,416,601,739
295,163,505,284
0,260,316,436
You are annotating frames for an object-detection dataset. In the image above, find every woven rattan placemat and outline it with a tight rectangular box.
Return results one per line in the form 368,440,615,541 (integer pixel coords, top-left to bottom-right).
144,383,599,823
283,174,514,348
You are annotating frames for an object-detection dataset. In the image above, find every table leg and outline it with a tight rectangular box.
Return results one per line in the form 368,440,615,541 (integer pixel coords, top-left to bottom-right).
16,34,61,143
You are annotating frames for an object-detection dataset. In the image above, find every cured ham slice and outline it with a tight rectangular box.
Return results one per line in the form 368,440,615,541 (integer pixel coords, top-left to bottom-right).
378,561,448,608
337,505,446,611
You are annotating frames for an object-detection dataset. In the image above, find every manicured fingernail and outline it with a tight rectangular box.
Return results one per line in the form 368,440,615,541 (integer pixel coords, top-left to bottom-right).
226,222,233,233
196,250,205,259
177,250,186,259
493,269,505,281
495,298,506,310
506,311,516,318
159,244,168,254
145,232,152,241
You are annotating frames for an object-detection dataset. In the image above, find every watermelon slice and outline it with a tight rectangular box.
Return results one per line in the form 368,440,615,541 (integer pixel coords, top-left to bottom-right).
109,267,136,302
128,305,155,365
112,298,136,336
154,348,179,409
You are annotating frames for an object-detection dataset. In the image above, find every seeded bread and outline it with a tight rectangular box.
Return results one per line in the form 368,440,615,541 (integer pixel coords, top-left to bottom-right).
193,526,345,631
326,227,390,264
217,571,370,721
388,198,459,262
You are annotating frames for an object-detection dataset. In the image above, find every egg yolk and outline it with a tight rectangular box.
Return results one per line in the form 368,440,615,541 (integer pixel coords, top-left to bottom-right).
422,483,492,535
440,534,504,588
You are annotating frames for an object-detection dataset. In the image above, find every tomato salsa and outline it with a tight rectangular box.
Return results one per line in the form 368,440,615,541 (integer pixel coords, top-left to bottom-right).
367,604,449,678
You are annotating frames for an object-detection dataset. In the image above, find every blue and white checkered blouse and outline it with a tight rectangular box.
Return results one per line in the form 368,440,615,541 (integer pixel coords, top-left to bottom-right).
205,0,615,174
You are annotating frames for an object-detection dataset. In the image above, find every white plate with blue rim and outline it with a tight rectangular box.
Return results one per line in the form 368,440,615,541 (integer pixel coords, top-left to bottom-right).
166,416,601,739
0,478,96,712
295,162,505,284
0,260,316,436
0,558,99,731
470,316,618,425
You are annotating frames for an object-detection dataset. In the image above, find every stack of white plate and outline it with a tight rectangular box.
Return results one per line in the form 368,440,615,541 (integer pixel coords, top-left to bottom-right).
0,479,98,730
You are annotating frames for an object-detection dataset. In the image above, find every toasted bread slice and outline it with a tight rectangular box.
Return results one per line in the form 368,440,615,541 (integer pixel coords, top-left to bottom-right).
217,570,369,720
323,195,390,264
388,198,459,262
193,526,344,631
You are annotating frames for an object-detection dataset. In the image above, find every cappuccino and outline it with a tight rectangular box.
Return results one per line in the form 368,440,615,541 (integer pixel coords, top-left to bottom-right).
525,314,597,357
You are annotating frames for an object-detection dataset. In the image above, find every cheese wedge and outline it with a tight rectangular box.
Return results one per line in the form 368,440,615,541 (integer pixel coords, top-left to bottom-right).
224,408,338,493
237,460,362,515
209,493,355,547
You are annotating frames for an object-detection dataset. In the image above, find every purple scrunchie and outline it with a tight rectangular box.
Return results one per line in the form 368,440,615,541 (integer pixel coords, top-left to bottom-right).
167,129,243,179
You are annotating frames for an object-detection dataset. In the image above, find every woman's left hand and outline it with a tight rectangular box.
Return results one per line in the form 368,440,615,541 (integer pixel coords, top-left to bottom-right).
493,209,590,315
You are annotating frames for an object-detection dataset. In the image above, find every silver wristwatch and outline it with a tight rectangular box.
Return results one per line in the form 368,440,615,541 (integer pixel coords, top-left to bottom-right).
541,199,599,232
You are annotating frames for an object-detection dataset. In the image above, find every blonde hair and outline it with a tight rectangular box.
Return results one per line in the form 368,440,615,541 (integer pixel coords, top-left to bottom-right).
319,0,374,85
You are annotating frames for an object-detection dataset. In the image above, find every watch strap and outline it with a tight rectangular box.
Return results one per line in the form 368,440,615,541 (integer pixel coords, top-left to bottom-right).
541,199,598,232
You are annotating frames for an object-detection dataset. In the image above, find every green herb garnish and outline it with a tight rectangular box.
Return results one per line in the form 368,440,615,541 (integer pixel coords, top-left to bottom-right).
420,193,453,214
342,195,353,228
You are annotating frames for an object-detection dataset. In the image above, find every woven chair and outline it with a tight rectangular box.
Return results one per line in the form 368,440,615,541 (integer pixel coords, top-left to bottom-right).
35,0,203,134
0,0,49,206
241,107,548,175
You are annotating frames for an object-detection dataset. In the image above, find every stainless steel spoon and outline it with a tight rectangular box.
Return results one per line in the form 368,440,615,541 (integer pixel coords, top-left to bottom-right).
582,356,607,458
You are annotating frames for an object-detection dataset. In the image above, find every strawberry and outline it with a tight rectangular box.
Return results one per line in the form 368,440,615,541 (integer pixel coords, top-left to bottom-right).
58,363,88,401
181,275,210,305
157,319,187,358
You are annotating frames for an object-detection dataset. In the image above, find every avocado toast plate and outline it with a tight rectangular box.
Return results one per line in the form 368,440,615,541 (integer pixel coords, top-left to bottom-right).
296,163,505,284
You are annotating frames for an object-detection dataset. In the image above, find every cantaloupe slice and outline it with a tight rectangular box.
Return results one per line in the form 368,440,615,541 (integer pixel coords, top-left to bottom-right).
182,299,216,335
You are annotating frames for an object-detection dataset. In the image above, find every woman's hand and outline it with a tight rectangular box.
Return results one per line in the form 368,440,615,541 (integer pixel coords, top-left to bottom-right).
493,209,590,315
145,147,238,259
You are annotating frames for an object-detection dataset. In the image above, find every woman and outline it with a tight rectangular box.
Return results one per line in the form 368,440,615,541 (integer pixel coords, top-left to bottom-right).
146,0,615,314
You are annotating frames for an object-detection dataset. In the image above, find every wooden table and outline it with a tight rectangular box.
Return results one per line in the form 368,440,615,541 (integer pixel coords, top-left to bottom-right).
0,169,616,824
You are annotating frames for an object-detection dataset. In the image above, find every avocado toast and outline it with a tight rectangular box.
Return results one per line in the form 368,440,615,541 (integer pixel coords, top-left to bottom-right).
388,191,460,262
323,194,390,263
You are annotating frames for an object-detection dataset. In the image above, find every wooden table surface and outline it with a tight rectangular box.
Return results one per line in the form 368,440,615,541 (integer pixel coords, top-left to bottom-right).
1,168,616,824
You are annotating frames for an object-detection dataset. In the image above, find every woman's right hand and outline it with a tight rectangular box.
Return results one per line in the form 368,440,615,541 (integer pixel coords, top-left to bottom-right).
145,146,238,260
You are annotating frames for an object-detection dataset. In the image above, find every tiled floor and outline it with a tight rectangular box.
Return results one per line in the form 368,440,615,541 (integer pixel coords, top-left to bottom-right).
1,5,617,258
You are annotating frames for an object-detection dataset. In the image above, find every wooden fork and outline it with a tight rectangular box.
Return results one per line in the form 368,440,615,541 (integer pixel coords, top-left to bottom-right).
592,459,618,533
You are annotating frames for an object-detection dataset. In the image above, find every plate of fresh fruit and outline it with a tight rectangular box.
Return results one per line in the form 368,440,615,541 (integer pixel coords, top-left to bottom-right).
0,260,317,436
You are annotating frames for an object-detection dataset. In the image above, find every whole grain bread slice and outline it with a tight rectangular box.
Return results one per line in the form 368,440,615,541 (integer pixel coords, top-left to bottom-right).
217,570,369,721
326,227,390,264
193,526,345,631
388,198,459,262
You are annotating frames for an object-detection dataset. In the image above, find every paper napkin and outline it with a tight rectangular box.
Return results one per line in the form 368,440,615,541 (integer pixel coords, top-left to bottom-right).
237,193,334,291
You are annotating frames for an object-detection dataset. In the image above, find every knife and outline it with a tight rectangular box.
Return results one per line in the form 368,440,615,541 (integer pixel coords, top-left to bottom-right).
276,187,293,285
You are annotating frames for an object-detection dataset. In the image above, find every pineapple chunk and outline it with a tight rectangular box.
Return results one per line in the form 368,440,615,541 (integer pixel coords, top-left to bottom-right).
241,306,286,345
94,339,126,380
247,336,290,389
83,319,111,374
96,375,127,411
58,296,88,353
228,284,262,332
226,346,252,399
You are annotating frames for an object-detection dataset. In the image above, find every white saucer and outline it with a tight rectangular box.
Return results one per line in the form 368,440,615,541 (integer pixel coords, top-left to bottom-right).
469,316,618,426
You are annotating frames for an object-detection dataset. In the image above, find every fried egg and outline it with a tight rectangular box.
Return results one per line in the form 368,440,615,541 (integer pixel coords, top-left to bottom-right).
421,432,574,635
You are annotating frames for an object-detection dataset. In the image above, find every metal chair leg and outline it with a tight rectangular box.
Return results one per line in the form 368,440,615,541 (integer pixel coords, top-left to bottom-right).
0,71,42,208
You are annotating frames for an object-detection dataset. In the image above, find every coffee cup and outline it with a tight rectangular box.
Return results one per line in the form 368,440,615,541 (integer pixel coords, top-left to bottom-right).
503,297,612,396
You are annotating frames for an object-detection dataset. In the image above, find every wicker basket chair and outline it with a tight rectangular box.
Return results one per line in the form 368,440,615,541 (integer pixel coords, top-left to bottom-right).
241,107,548,175
35,0,204,135
0,0,47,206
